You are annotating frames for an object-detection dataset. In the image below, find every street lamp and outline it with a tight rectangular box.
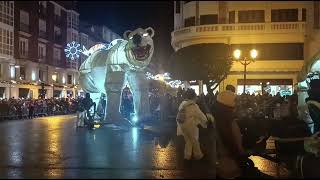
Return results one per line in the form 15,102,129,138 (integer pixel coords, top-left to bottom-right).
233,49,258,94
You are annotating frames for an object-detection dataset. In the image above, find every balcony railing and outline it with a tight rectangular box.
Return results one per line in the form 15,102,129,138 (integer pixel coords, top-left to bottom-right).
39,30,47,39
19,23,30,33
172,21,306,37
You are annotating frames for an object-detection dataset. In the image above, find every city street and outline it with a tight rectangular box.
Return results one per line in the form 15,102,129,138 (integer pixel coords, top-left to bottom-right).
0,115,294,179
0,115,217,179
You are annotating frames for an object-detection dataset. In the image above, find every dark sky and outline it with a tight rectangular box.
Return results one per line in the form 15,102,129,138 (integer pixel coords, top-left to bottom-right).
78,1,174,71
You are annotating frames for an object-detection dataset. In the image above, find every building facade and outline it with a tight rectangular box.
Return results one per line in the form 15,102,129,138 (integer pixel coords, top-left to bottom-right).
171,1,318,95
78,21,121,66
1,1,80,99
0,1,14,99
0,1,120,99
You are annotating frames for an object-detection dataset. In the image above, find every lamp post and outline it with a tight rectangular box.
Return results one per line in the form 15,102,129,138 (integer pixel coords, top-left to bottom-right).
233,49,258,94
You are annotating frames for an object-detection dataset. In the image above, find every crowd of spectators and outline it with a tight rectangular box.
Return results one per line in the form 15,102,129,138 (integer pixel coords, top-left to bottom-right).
0,97,79,120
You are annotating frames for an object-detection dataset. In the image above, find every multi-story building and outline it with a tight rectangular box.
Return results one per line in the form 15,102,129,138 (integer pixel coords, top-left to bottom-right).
172,1,319,95
0,1,80,99
0,1,14,99
78,21,121,66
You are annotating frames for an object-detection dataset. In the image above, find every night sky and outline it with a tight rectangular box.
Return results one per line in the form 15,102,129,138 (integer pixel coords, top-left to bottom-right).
78,1,174,72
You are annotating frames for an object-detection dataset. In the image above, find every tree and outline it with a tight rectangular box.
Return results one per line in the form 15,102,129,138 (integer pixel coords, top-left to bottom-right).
169,43,233,92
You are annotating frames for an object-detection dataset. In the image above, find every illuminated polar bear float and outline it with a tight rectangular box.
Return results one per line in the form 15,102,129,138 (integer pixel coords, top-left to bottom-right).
79,27,155,124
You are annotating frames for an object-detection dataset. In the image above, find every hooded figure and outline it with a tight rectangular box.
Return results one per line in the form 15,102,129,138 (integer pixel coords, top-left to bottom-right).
176,89,208,160
214,85,246,179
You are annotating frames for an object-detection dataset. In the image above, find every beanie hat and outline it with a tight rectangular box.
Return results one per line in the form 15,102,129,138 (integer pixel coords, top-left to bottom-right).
217,90,236,107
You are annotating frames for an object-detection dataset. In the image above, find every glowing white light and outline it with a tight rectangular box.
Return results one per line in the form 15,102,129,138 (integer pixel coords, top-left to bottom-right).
64,41,82,61
52,74,57,82
143,33,148,37
132,115,138,123
129,37,133,40
250,49,258,59
233,49,241,59
10,66,15,78
31,71,36,81
146,72,182,88
62,76,66,84
81,39,125,57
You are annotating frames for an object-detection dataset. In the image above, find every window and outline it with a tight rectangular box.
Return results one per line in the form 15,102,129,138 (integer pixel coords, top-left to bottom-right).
54,26,61,42
67,74,72,84
38,43,46,59
302,8,306,21
19,38,28,58
39,19,46,32
67,11,80,30
0,28,13,56
271,9,298,22
38,1,47,15
229,11,235,23
71,31,78,42
238,10,265,23
176,1,180,13
20,66,25,80
39,69,46,82
53,48,61,61
0,1,14,26
39,19,46,38
184,16,195,27
20,10,29,25
39,1,46,8
200,14,218,25
54,5,61,16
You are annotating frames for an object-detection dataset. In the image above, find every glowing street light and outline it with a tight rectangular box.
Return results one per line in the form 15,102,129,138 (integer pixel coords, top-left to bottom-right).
250,49,258,59
232,48,258,94
233,49,241,60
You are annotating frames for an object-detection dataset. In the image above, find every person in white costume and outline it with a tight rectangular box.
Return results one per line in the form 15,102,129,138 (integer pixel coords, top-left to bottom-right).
176,89,208,160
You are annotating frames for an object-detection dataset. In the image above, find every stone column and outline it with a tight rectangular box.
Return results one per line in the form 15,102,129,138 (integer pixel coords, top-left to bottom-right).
199,80,203,95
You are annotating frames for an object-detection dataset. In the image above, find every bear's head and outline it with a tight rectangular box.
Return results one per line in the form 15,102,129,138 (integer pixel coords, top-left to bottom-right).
123,27,155,70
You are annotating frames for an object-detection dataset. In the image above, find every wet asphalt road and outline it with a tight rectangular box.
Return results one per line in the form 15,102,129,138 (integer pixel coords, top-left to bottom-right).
0,115,216,179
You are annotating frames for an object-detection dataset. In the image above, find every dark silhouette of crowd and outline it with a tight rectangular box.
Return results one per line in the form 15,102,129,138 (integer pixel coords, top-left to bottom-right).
0,97,79,120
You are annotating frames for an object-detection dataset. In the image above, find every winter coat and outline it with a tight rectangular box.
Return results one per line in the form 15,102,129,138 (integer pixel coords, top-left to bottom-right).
176,100,208,137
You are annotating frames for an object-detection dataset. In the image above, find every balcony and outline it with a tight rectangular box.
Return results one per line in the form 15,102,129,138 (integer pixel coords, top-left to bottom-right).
39,30,47,39
171,22,306,50
19,23,30,33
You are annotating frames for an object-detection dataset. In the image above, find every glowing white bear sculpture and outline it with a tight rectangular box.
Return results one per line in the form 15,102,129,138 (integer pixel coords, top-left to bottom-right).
79,27,155,123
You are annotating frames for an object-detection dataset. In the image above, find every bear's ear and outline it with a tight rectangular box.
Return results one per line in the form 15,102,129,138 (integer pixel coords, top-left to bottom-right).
146,27,154,38
123,30,132,40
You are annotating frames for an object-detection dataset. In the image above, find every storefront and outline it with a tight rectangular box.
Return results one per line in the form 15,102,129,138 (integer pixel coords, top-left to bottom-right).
237,79,293,96
0,87,5,99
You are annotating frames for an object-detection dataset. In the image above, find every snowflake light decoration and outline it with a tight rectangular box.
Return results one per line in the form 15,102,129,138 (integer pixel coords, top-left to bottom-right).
64,41,82,61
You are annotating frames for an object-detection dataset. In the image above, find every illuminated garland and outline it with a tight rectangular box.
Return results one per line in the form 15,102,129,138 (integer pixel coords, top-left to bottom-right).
146,72,182,88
